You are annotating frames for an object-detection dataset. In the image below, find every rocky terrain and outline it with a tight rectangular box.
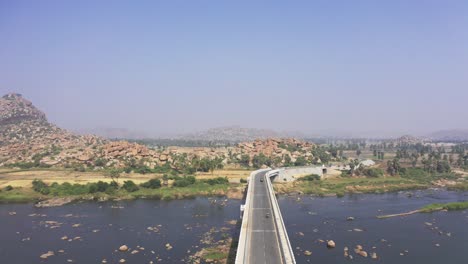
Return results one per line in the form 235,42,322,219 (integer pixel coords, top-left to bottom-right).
0,93,104,166
391,135,426,145
0,93,319,169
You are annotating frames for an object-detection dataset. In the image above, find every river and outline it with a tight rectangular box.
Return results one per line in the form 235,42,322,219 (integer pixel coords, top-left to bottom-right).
0,190,467,263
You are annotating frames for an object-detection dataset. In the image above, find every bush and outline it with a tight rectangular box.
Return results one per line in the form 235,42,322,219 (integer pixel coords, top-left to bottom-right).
32,179,50,195
299,174,321,181
94,158,107,167
74,165,86,172
88,181,110,193
173,176,196,187
133,165,152,174
140,178,162,189
240,178,247,183
362,168,384,178
122,180,139,192
4,185,13,191
204,177,229,185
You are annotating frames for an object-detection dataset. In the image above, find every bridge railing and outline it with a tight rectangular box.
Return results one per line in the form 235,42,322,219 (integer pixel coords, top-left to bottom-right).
266,170,296,264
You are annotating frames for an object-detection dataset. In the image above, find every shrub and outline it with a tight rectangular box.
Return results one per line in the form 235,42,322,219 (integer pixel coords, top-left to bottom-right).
32,179,50,195
173,176,196,187
204,177,229,185
88,181,110,193
4,185,13,191
299,174,321,181
240,178,247,183
133,165,152,174
94,158,107,167
122,180,139,192
140,178,162,189
362,168,384,178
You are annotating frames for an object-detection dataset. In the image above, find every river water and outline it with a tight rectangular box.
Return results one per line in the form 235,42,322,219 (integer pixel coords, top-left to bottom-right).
0,190,467,263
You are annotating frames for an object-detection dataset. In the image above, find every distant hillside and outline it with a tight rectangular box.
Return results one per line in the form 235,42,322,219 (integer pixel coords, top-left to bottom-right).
76,127,149,139
429,129,468,142
175,126,287,143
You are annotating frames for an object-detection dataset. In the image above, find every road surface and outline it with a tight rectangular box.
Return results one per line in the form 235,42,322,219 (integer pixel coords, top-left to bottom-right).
247,170,283,264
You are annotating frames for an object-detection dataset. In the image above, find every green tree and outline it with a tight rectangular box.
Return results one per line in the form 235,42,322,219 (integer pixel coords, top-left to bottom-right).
294,156,307,166
252,153,270,169
122,180,139,192
108,168,122,184
141,178,162,189
356,149,362,158
283,154,292,167
239,154,250,168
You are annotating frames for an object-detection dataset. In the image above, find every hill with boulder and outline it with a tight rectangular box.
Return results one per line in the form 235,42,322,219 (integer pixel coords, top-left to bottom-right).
0,93,327,171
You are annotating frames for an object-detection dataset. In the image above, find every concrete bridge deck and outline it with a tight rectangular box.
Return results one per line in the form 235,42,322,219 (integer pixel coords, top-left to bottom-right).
235,169,296,264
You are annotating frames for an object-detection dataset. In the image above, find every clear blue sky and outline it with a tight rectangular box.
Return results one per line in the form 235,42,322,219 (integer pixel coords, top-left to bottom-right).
1,0,467,137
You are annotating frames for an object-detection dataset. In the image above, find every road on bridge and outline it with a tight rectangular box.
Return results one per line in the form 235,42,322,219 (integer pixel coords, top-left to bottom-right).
247,170,283,264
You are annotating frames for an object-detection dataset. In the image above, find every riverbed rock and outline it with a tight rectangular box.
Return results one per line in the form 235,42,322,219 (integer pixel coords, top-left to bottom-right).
371,252,378,259
119,259,126,263
131,250,139,254
119,245,128,252
304,250,312,256
40,251,54,259
165,243,173,250
327,240,336,248
358,251,368,257
347,216,355,221
35,197,73,208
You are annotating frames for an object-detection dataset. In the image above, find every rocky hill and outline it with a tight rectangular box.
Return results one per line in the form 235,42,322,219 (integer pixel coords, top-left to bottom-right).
0,93,323,170
0,93,105,166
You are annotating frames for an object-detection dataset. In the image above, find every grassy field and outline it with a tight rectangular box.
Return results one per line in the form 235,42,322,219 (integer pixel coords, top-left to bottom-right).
0,167,249,203
274,176,430,197
420,201,468,213
0,168,250,188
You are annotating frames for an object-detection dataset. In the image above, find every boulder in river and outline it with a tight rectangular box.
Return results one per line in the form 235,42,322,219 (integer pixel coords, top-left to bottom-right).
327,240,336,248
119,245,128,252
40,251,54,259
304,250,312,256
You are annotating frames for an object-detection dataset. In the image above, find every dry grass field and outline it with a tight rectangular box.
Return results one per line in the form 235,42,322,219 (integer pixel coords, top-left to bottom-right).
0,168,251,188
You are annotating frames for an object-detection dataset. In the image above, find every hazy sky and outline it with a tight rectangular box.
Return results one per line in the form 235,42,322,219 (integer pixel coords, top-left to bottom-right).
1,1,467,137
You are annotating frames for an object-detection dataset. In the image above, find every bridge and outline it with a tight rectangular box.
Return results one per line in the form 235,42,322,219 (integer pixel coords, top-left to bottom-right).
235,169,296,264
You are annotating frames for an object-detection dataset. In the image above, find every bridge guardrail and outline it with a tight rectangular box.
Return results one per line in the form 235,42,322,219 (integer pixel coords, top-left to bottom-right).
266,170,296,264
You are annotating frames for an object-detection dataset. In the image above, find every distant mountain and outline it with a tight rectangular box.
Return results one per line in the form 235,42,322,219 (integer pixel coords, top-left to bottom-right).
428,129,468,142
175,126,288,142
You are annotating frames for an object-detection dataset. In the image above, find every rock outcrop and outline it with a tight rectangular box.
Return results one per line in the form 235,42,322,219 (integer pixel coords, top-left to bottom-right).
0,93,320,170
